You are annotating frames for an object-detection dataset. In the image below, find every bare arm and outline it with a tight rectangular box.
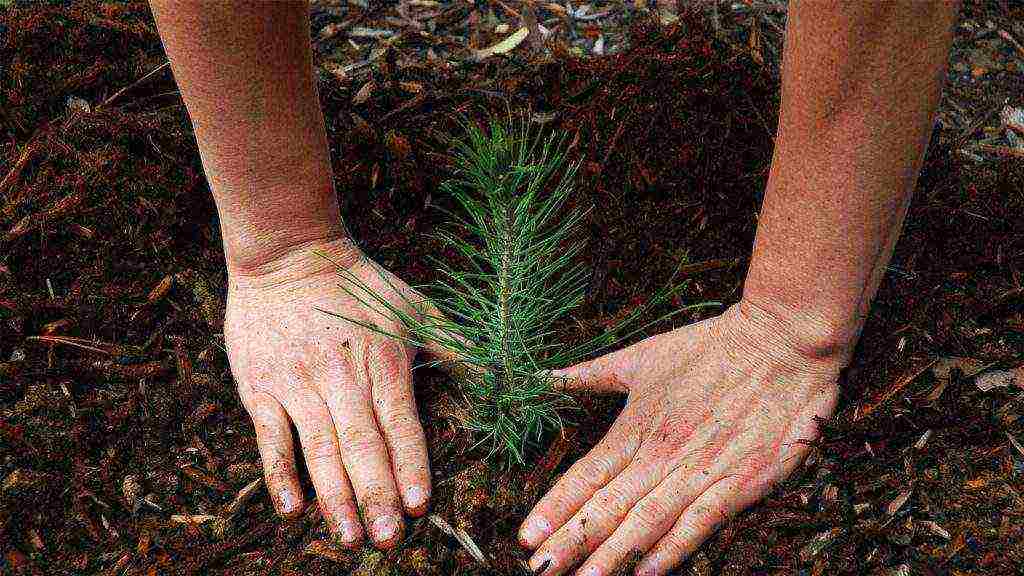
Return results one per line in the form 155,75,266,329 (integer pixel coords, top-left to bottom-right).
743,1,960,363
150,1,433,549
150,1,349,275
520,3,961,575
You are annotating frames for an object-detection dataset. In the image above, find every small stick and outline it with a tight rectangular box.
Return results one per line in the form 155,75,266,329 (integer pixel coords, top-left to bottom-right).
99,61,171,109
26,335,112,355
212,478,263,539
976,143,1024,158
0,131,42,197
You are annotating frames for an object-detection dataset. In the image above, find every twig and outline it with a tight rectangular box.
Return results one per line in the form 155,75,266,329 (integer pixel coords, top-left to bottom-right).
99,61,171,109
26,335,113,355
975,143,1024,158
212,478,264,539
428,514,489,566
0,129,44,199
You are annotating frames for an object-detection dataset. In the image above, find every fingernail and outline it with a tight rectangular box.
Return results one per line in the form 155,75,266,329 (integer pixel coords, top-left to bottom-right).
635,555,658,576
519,517,552,547
579,565,602,576
276,487,299,515
372,515,400,542
335,520,362,546
528,552,553,574
404,486,428,510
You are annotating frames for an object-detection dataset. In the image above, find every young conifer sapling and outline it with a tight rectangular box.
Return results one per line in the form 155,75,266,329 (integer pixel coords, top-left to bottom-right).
319,115,715,465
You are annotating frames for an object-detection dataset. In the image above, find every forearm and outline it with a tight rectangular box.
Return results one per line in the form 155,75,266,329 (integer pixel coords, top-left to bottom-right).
150,0,348,275
742,1,959,363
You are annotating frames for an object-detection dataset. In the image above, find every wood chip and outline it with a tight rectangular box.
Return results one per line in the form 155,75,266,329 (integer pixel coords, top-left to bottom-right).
472,26,529,61
887,489,912,516
920,520,951,540
799,527,843,562
353,80,376,105
171,514,217,524
348,27,395,39
212,477,264,538
914,429,933,450
976,367,1023,391
304,539,352,564
1007,432,1024,458
856,358,936,421
323,61,348,82
122,475,143,514
147,274,175,304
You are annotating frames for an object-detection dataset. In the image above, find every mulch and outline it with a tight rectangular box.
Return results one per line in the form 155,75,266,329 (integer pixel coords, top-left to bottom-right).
1,1,1023,575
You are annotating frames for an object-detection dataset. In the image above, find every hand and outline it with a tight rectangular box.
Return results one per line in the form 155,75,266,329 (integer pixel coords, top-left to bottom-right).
518,301,842,576
224,237,434,549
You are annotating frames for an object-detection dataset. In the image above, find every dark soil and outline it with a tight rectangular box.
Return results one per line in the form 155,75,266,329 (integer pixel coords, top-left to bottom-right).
2,1,1023,575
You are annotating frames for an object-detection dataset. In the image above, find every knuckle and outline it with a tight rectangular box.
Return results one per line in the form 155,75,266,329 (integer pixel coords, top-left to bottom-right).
659,531,687,556
378,339,409,363
254,420,286,444
379,409,419,435
264,457,295,481
303,432,339,462
593,483,630,511
265,471,295,494
371,358,408,390
633,497,672,528
573,455,611,484
337,424,383,456
356,488,402,515
318,485,355,509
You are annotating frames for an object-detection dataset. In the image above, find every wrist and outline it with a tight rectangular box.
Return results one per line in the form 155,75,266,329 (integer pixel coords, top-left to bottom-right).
225,232,362,289
725,297,857,370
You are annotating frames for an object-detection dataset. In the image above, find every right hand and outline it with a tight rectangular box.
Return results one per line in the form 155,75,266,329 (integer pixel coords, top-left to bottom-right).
224,237,445,548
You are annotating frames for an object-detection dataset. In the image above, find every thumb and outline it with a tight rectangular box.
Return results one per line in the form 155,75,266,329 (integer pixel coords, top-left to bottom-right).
406,291,483,382
550,348,637,394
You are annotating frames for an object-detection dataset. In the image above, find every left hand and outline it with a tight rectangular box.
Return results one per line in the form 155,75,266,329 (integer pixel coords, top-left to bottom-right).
518,301,842,576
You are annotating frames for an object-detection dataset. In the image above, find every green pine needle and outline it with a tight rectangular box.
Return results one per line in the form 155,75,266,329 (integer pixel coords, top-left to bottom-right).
318,113,719,466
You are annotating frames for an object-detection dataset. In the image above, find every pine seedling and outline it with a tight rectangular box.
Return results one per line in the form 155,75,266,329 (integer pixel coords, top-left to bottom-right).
319,114,716,466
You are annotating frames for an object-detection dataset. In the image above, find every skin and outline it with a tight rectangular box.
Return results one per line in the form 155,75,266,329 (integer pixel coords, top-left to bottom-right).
521,3,960,574
150,0,959,572
149,2,437,548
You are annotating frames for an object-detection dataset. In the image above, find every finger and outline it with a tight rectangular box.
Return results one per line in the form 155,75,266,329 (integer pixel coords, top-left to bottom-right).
634,476,756,576
519,417,639,549
549,353,631,394
279,388,363,546
529,410,738,576
526,457,664,575
411,295,482,381
575,452,741,576
366,339,432,516
551,323,711,393
247,391,304,518
330,341,405,548
630,411,814,576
